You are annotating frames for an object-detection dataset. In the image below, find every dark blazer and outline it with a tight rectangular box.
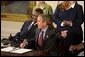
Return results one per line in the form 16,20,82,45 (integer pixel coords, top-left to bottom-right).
20,20,33,36
53,2,84,45
21,20,37,40
10,19,37,47
31,26,60,56
11,20,33,40
19,20,37,49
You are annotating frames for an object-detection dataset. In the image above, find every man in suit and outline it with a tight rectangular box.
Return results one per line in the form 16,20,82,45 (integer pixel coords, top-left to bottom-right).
9,8,43,47
20,14,68,56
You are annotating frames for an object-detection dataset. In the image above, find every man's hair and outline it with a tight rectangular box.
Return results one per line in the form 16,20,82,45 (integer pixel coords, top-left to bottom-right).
38,14,52,24
35,8,43,14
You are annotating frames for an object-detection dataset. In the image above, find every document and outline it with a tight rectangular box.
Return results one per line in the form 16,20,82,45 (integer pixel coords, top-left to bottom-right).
1,42,4,47
1,46,15,52
1,46,33,54
11,48,33,54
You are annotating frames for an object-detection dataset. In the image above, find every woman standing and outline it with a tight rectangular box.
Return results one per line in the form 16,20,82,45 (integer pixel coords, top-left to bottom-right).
53,1,84,56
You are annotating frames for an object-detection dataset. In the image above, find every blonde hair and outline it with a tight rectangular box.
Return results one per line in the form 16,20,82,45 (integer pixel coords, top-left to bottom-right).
58,1,70,11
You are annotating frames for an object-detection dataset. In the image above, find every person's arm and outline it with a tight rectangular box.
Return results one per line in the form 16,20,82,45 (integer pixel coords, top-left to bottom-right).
17,21,27,38
74,43,84,50
74,4,84,26
52,6,63,26
69,43,84,51
20,28,36,48
20,39,28,48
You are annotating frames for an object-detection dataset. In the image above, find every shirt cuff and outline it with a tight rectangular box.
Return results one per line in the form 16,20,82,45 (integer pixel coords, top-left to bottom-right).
61,22,64,26
70,22,72,26
61,22,72,26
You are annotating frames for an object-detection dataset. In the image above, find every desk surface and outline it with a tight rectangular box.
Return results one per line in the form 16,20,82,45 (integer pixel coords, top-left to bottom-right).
1,50,48,56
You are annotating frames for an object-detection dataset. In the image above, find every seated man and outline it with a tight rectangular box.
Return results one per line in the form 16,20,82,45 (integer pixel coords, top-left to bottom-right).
9,8,43,47
20,14,68,56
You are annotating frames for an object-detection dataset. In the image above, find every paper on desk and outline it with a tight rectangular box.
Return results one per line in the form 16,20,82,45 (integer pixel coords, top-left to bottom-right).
1,46,33,54
11,48,33,54
1,42,4,47
1,46,15,52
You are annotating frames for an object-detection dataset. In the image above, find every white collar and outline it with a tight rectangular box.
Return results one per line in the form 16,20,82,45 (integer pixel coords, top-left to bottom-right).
69,3,75,9
31,22,34,25
67,3,75,10
41,26,48,33
32,21,37,26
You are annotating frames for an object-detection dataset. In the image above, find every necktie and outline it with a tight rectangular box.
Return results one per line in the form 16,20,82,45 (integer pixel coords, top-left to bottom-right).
38,31,44,49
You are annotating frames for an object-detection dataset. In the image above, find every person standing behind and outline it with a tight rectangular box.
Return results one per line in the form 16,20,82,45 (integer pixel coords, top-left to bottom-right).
53,1,84,56
33,1,53,15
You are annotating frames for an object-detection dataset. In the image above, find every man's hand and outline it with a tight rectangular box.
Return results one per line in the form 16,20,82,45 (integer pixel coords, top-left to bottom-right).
61,30,68,39
63,20,72,26
69,43,84,51
69,45,75,51
20,39,28,48
74,43,84,50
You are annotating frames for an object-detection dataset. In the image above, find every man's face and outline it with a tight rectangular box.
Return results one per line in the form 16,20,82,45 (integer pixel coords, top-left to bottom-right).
37,16,46,29
32,12,39,22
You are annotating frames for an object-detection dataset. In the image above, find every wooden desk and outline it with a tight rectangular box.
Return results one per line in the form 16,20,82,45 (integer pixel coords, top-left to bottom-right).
1,50,48,56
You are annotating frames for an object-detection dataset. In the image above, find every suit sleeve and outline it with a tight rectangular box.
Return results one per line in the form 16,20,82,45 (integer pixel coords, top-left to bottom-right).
20,21,27,32
74,5,84,26
20,20,31,36
52,6,62,26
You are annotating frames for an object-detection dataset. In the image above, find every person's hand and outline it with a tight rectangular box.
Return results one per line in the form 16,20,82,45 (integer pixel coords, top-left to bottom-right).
20,42,26,48
20,39,28,48
69,45,75,51
63,20,72,26
69,43,84,51
61,30,68,38
74,43,84,50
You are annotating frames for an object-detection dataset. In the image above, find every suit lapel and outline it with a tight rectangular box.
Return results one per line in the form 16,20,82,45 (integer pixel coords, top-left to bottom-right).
44,26,51,40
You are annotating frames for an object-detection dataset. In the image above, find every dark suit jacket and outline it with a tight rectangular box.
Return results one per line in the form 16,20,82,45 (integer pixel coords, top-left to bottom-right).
29,26,60,56
20,20,33,36
21,20,37,41
16,19,37,40
53,2,84,45
10,19,37,47
11,20,33,40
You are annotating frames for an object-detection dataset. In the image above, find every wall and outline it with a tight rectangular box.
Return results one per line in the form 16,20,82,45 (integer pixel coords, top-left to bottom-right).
1,20,24,39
